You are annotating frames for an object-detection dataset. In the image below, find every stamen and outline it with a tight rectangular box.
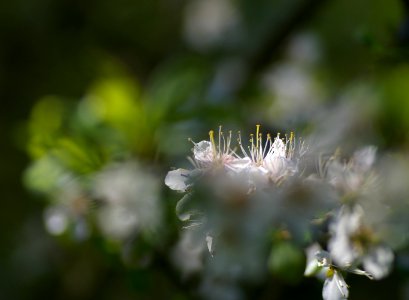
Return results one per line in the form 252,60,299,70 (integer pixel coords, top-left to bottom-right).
218,125,222,154
227,130,232,155
256,124,260,150
258,133,263,162
188,137,195,145
237,131,249,158
263,134,272,157
222,131,226,154
209,130,217,157
326,267,334,278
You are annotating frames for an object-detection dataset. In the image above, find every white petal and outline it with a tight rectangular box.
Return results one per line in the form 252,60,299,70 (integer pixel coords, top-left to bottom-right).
225,157,251,172
165,169,190,192
323,271,348,300
270,137,286,158
315,250,332,268
327,160,346,190
353,146,376,173
97,205,138,240
328,234,355,268
304,243,322,276
362,245,394,280
193,141,213,163
263,156,287,177
328,205,363,267
245,165,267,183
171,229,205,275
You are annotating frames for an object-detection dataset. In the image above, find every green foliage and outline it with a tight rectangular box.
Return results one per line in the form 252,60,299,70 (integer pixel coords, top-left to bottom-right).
268,241,306,284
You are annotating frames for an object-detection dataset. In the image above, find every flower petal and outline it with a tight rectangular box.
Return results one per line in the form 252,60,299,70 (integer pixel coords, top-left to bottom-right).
328,205,363,267
315,250,332,268
304,243,323,276
225,157,251,172
322,270,348,300
353,146,376,173
362,245,394,280
193,141,213,163
165,168,190,192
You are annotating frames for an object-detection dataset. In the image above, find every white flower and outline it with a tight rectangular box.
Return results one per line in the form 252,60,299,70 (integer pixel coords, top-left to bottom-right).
183,0,240,51
165,126,305,195
171,229,206,276
362,245,394,280
165,127,251,200
352,146,376,173
328,205,393,280
165,126,306,256
328,205,363,267
44,205,69,236
93,161,162,240
304,243,327,277
165,127,252,194
304,244,349,300
237,125,306,183
42,177,91,240
97,205,139,240
190,127,251,172
326,146,377,195
305,243,375,300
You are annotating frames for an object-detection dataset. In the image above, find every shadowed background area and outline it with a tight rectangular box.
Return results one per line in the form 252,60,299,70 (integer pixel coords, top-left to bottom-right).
2,0,409,299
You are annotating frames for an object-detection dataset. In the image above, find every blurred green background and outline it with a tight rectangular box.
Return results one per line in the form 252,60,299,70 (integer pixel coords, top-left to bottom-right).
2,0,409,299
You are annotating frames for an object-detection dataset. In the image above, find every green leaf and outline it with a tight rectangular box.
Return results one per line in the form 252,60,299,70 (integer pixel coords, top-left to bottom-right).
268,241,305,284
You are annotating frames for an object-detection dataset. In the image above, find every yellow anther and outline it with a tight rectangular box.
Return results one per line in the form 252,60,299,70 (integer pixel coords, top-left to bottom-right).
326,267,334,278
209,130,215,143
209,130,217,155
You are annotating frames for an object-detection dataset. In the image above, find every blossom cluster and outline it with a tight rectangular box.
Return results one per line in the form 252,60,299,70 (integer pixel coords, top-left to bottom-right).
165,126,395,300
166,125,306,192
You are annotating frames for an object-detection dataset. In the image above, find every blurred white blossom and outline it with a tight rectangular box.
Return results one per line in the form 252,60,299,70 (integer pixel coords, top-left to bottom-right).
166,126,399,300
183,0,240,51
325,146,377,197
44,206,69,236
171,229,206,276
42,177,91,240
304,244,349,300
305,243,374,300
165,126,308,226
328,205,394,280
261,33,324,126
93,161,162,241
